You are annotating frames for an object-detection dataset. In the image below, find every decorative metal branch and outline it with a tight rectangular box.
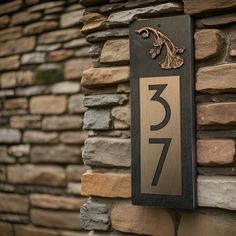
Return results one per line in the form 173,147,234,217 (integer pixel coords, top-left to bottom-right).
135,27,185,70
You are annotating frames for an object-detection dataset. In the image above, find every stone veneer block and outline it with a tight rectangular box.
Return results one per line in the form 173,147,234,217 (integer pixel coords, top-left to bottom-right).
14,225,58,236
197,102,236,125
61,9,84,28
81,172,131,198
69,94,87,114
0,55,20,71
83,138,131,167
197,139,235,165
0,222,13,236
0,128,21,143
0,26,22,43
196,63,236,93
11,11,41,26
66,165,90,182
23,21,58,35
0,0,22,15
10,115,41,129
81,66,129,88
198,176,236,210
23,131,59,144
111,202,175,236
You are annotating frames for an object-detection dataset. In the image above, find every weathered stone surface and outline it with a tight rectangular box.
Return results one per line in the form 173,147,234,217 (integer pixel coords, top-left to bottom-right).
28,1,64,12
83,138,130,167
100,39,129,64
84,109,111,130
100,2,124,13
198,176,236,210
195,29,225,61
108,2,182,24
112,104,130,129
64,58,93,80
66,165,90,182
0,27,22,42
197,102,236,125
61,10,84,27
0,55,20,71
21,52,46,64
80,200,110,231
30,194,86,210
17,70,35,86
23,131,59,144
75,47,90,57
4,98,28,111
81,172,131,198
81,66,129,88
31,209,81,230
0,193,29,214
30,95,67,114
60,131,88,144
47,50,74,62
230,31,236,57
111,202,174,236
0,15,9,28
0,89,15,97
31,145,82,163
42,116,83,130
197,139,235,165
39,29,81,44
178,209,236,236
11,11,41,26
64,38,89,49
36,44,61,52
0,214,29,223
10,115,41,129
84,94,128,107
8,144,30,157
196,64,236,93
23,21,58,35
0,146,15,163
51,82,80,94
8,164,66,186
0,128,21,143
0,0,22,15
0,166,6,182
200,13,236,26
0,222,13,236
69,94,87,114
14,225,58,236
81,13,107,34
16,85,50,97
67,182,82,195
0,72,17,88
183,0,236,15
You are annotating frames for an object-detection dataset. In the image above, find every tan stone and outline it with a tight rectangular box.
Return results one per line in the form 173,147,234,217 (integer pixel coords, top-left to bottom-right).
64,58,93,80
183,0,236,15
4,98,28,110
17,70,35,86
60,10,84,28
0,0,22,15
81,66,130,88
230,30,236,56
31,209,81,230
0,146,15,163
15,225,58,236
81,172,131,198
0,37,35,57
30,95,67,114
31,145,82,163
196,64,236,93
197,102,236,125
100,39,130,63
8,164,66,187
0,222,13,236
47,50,74,62
0,214,29,223
11,11,41,26
23,131,59,144
111,202,175,236
197,139,235,165
178,209,236,236
66,165,90,181
195,29,224,61
8,144,30,157
60,131,88,144
67,182,81,195
0,16,9,28
60,231,88,236
39,29,81,44
0,72,17,88
0,27,22,42
0,166,6,182
112,103,130,129
0,55,20,71
0,193,29,214
23,21,58,35
81,13,106,34
10,115,41,129
28,1,64,12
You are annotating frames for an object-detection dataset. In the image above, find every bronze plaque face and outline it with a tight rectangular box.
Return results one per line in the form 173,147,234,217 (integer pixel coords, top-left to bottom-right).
140,76,181,195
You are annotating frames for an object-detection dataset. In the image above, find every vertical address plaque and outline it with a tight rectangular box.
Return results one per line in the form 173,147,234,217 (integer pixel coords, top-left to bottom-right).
130,15,196,209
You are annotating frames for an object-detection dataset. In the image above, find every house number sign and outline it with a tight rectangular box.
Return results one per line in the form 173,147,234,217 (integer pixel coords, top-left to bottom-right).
130,15,196,209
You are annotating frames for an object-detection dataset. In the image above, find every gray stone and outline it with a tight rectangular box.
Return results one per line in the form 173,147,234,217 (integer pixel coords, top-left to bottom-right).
198,167,236,176
15,85,50,97
84,94,128,107
80,200,110,231
89,44,103,58
69,94,87,114
0,90,14,97
107,2,183,24
125,0,169,9
0,129,21,143
36,44,61,51
64,38,89,48
23,131,59,144
198,176,236,210
67,182,82,195
8,145,30,157
100,3,125,13
51,82,80,94
21,52,46,64
31,145,82,164
0,147,15,163
199,13,236,26
75,47,90,57
83,137,131,167
84,109,111,130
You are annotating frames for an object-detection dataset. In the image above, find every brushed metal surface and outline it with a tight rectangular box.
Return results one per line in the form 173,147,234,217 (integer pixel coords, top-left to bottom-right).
140,76,182,195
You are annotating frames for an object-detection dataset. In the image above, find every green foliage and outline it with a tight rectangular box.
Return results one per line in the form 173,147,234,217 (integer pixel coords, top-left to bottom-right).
36,69,64,84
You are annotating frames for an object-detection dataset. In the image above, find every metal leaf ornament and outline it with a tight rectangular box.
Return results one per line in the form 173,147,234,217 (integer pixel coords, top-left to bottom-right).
136,27,185,69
